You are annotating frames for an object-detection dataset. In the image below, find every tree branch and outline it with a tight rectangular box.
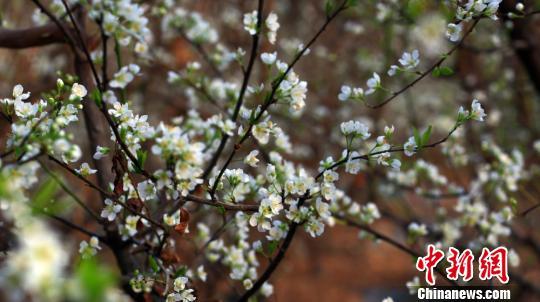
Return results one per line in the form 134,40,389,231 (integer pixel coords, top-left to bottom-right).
0,23,66,49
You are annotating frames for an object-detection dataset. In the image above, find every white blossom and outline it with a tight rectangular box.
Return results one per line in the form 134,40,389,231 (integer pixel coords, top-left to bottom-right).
446,23,463,42
243,10,258,35
366,72,381,95
101,198,122,221
265,12,280,44
470,99,487,121
244,150,260,167
261,52,277,65
404,136,417,157
76,162,97,176
71,83,87,99
93,146,110,160
137,180,157,201
398,49,420,69
79,236,101,259
340,120,371,139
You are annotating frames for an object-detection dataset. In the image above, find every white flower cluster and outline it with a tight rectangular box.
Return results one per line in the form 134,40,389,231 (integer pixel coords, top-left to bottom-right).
340,120,371,140
152,123,205,197
265,12,280,44
456,0,502,21
458,99,487,123
119,215,141,240
32,0,66,25
276,70,308,112
2,83,85,164
243,9,279,44
388,50,420,76
168,63,239,106
79,236,102,259
108,99,155,153
88,0,151,54
337,72,381,102
110,64,140,89
243,10,258,35
201,213,262,290
166,276,196,302
446,1,502,42
162,8,218,44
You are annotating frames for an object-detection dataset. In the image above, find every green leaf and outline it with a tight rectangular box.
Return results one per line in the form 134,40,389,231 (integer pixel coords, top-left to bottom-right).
421,125,432,146
266,241,279,255
136,149,148,168
346,0,359,7
76,258,117,302
433,66,454,77
413,127,421,147
405,0,425,20
324,0,335,17
439,66,454,76
119,127,128,141
31,178,59,214
174,265,188,278
217,205,226,215
509,198,518,214
91,89,102,107
148,255,160,273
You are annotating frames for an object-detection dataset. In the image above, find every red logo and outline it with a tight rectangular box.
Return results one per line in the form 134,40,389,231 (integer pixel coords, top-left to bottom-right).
478,247,509,284
446,247,474,282
416,244,445,286
416,245,509,285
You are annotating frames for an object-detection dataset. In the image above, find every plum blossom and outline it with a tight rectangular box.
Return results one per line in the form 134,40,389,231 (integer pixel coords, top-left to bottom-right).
244,150,260,167
76,162,97,176
243,10,258,35
338,85,364,101
101,198,122,221
404,136,418,157
446,23,462,42
261,52,277,65
340,120,371,139
137,180,157,201
70,83,87,99
470,99,487,121
365,72,381,95
110,64,140,89
79,236,101,259
93,146,110,160
265,12,280,44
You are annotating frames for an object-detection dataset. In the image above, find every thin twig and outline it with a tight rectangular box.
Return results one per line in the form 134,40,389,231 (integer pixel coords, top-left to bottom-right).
202,0,265,185
334,213,459,286
365,19,480,109
210,0,349,199
39,160,102,221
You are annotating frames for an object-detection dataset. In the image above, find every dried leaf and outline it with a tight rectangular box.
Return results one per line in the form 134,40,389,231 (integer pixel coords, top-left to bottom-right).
174,208,190,235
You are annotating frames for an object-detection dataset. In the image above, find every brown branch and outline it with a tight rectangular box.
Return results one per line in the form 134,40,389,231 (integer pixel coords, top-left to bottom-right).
236,196,307,301
30,0,78,53
183,194,259,212
40,210,106,241
48,155,112,197
0,23,67,49
39,160,102,221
